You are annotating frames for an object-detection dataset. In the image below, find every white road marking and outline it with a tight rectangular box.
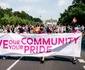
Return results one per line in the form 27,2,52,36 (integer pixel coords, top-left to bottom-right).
6,57,22,70
83,66,85,69
78,59,85,63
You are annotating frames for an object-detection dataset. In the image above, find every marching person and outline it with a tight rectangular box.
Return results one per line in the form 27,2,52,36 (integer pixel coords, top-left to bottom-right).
71,25,81,64
35,24,46,63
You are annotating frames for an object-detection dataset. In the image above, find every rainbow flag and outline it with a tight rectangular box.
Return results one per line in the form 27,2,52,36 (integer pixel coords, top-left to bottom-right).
34,27,40,32
72,17,77,24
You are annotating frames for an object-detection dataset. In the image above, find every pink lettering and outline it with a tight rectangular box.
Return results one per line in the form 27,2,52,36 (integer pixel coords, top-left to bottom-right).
47,46,52,52
74,37,78,44
0,40,2,46
58,38,64,44
34,38,41,45
9,40,12,44
68,37,73,43
51,38,57,45
3,40,8,49
24,46,29,53
42,38,50,45
30,46,35,53
39,46,45,53
65,38,68,44
21,38,26,45
36,46,38,53
27,38,33,45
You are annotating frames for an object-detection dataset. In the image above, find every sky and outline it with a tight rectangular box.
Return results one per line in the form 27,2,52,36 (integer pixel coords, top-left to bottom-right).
0,0,73,21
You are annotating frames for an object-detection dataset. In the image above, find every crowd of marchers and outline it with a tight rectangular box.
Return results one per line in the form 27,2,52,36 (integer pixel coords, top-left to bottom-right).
2,24,84,34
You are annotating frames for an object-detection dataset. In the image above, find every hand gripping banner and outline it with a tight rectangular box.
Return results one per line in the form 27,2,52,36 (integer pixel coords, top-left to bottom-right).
0,33,82,57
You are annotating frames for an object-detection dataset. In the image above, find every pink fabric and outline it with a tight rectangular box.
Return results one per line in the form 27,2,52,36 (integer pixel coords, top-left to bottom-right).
71,30,81,33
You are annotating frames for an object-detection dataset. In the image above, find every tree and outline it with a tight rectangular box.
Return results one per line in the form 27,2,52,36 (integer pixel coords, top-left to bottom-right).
34,18,42,23
1,14,10,26
73,0,85,4
0,7,41,26
58,2,85,26
4,8,12,17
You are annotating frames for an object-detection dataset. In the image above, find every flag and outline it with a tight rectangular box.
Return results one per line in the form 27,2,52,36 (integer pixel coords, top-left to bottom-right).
72,17,77,24
34,27,40,32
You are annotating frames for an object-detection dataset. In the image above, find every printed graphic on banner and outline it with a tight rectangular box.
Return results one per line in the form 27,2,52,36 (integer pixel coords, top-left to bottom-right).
0,33,82,57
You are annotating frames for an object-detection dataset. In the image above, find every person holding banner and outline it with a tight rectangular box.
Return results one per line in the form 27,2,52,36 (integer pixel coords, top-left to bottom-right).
37,24,46,63
71,25,81,33
71,25,81,64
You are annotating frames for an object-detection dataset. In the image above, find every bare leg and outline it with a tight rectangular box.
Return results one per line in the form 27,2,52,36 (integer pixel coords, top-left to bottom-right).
40,57,45,63
40,57,45,61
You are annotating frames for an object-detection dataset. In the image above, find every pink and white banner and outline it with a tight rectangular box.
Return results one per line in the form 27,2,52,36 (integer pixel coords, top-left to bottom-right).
0,33,82,57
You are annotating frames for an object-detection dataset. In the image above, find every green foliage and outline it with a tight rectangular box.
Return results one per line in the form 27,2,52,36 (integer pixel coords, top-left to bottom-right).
0,7,42,26
73,0,85,4
58,2,85,26
1,14,10,26
34,18,42,23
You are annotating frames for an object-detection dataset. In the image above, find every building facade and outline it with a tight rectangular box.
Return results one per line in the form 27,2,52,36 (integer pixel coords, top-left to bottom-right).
45,19,57,25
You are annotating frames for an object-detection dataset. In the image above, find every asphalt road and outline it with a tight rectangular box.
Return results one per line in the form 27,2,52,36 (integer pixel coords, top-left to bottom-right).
0,35,85,70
